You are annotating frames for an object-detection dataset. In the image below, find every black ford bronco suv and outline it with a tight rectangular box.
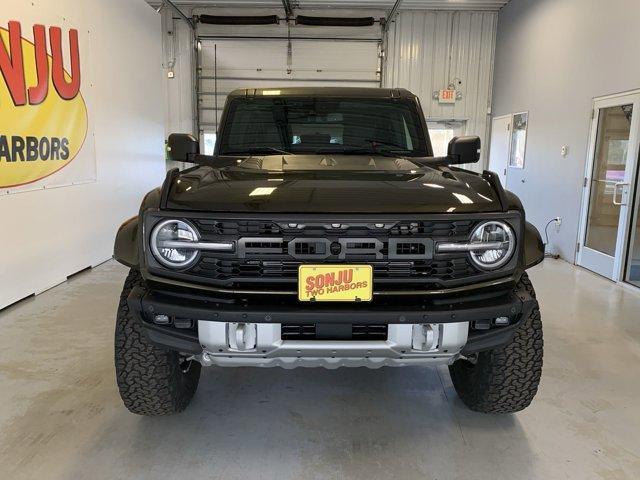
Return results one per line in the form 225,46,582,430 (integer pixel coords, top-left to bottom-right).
114,87,544,416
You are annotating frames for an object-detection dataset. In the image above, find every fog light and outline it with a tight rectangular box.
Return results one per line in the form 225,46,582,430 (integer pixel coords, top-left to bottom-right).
153,314,171,325
494,316,510,326
173,318,193,329
473,319,491,330
412,324,439,351
227,322,257,351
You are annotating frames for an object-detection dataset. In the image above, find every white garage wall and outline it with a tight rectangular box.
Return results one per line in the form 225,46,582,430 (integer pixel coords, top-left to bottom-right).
384,10,498,170
491,0,640,262
0,0,165,309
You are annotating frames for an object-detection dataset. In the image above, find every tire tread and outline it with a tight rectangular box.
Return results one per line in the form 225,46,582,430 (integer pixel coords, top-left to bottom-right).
449,273,543,413
114,269,200,415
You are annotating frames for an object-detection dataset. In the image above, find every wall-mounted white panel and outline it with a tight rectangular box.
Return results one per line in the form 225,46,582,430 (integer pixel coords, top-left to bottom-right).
384,10,498,170
0,0,165,309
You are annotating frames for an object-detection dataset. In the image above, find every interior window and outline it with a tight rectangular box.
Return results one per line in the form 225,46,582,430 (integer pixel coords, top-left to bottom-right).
202,132,217,156
427,120,467,157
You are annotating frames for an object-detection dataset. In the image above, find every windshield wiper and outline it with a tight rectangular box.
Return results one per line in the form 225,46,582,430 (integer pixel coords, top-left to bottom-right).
314,146,409,158
364,139,411,150
224,146,292,156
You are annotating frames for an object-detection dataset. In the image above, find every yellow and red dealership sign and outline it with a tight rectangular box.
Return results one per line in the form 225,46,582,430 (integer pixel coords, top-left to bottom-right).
298,265,373,302
0,21,88,188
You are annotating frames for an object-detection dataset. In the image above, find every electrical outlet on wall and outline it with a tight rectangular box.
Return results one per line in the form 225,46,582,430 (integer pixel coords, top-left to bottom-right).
561,145,569,157
555,217,562,232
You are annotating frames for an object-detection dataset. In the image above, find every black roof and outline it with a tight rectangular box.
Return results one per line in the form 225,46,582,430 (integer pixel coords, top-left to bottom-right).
227,87,416,99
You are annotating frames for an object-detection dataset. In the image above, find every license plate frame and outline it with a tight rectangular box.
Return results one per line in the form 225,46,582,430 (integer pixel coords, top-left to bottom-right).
298,264,373,302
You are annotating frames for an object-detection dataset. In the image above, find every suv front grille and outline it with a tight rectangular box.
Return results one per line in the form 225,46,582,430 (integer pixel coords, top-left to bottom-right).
147,216,507,291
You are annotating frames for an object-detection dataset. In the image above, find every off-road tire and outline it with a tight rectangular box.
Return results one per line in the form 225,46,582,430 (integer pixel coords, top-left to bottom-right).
449,273,543,413
115,269,201,415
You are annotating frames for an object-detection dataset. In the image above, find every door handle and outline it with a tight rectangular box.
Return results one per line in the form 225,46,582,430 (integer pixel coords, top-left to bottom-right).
613,182,628,206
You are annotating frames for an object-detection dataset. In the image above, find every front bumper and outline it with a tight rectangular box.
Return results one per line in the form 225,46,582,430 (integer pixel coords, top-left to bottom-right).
127,277,537,368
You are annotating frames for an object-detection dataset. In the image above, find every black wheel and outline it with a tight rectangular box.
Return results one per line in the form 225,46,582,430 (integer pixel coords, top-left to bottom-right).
449,273,543,413
114,269,201,415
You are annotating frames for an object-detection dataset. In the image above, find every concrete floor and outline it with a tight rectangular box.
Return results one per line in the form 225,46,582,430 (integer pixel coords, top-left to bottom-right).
1,260,640,480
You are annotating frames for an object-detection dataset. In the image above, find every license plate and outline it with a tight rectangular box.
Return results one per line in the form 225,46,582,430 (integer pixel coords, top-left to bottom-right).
298,265,373,302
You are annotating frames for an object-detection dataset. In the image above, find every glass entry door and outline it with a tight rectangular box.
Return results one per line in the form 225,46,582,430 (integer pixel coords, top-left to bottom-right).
578,92,640,280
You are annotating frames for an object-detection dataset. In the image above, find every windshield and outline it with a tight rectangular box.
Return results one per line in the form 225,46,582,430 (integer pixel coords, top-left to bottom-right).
218,97,430,157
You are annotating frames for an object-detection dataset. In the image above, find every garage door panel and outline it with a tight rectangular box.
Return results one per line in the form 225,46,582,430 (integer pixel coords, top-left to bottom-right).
288,70,378,82
198,38,381,133
201,40,379,82
201,77,378,91
292,41,379,81
202,73,377,86
201,40,287,74
201,78,381,101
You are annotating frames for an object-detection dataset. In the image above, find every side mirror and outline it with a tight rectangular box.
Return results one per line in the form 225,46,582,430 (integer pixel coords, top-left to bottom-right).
167,133,199,162
447,136,481,164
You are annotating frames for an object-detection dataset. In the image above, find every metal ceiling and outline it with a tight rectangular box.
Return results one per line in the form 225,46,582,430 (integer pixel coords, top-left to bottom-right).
151,0,510,12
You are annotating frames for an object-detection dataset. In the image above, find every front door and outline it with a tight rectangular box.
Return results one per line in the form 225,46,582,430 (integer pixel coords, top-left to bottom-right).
577,92,640,280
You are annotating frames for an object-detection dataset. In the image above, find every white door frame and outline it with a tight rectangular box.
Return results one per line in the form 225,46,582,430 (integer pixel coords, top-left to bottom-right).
576,90,640,281
488,114,512,186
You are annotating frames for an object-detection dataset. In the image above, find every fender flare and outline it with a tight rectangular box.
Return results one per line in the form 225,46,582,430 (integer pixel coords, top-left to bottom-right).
114,216,139,268
523,221,544,268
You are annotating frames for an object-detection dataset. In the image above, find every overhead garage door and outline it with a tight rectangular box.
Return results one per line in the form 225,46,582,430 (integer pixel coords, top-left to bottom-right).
197,37,382,143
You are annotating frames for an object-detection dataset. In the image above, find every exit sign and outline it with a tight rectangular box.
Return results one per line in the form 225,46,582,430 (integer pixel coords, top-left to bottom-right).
438,89,457,104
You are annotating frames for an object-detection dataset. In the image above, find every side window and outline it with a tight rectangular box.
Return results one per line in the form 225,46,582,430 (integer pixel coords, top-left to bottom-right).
427,120,467,156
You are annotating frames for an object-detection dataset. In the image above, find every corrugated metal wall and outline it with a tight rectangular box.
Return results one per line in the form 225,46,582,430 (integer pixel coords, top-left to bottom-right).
384,11,498,170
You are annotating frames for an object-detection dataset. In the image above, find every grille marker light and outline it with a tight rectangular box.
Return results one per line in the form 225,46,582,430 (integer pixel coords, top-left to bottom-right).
157,240,235,251
437,241,506,252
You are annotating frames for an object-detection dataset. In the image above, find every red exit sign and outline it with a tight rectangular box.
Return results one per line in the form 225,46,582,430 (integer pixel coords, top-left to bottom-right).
438,89,457,104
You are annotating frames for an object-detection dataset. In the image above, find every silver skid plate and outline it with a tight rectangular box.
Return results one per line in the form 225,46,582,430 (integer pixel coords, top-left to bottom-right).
195,322,469,369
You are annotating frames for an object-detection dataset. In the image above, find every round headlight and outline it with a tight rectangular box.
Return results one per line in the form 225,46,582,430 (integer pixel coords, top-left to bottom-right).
469,221,515,270
150,219,199,268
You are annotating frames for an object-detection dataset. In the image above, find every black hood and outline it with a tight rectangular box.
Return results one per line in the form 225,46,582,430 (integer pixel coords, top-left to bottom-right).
164,154,502,214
